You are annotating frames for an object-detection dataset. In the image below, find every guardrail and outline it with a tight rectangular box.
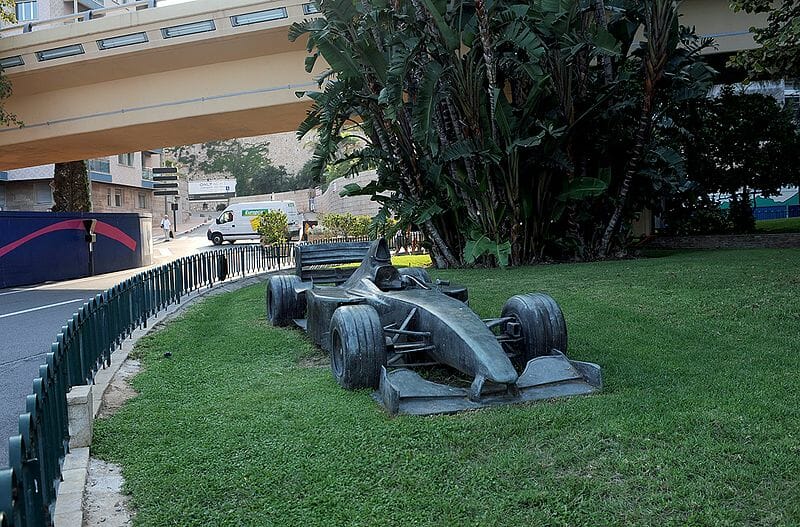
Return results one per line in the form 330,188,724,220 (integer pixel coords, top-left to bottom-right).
0,243,293,527
0,0,156,37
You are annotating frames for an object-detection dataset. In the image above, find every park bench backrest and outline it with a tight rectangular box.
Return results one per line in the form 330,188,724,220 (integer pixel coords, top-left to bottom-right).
294,241,373,284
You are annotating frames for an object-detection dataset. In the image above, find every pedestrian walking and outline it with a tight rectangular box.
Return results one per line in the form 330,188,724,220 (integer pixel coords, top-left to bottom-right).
160,215,172,242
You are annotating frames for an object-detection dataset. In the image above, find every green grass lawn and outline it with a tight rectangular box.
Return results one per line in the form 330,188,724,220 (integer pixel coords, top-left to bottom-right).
756,217,800,233
391,253,432,267
93,249,800,526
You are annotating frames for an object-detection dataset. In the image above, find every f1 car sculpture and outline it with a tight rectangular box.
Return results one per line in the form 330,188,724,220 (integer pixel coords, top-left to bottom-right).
267,239,601,415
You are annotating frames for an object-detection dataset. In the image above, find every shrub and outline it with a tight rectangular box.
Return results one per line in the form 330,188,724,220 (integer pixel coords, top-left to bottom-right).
256,210,288,245
320,213,371,237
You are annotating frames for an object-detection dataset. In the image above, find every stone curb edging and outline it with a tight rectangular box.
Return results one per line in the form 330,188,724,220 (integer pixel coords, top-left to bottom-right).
644,232,800,250
52,270,278,527
177,220,211,237
153,219,211,242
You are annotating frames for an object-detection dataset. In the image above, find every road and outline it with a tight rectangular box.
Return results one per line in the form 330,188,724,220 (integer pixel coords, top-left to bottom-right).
0,227,215,466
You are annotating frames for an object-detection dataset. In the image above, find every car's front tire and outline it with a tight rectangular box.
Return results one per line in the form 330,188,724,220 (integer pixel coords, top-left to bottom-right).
330,305,386,389
267,275,305,326
501,293,567,368
210,232,224,246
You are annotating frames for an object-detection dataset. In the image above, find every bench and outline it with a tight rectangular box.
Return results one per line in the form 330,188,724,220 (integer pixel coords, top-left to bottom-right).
294,241,372,284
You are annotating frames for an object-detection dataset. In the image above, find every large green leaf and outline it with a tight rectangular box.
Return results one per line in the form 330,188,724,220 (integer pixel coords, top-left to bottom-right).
419,0,460,50
411,61,444,148
464,235,512,268
593,28,622,56
557,177,609,201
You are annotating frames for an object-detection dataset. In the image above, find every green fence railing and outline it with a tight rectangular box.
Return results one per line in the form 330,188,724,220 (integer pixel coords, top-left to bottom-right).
0,243,293,527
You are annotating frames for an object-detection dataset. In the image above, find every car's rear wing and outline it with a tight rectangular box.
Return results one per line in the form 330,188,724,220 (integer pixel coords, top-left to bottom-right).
295,241,373,284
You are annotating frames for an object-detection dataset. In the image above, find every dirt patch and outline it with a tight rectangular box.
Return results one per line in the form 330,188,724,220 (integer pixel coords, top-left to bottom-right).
298,353,329,368
83,459,132,527
97,359,141,419
86,358,141,526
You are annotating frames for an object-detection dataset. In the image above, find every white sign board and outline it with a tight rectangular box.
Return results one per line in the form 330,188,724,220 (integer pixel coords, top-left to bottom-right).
188,179,237,201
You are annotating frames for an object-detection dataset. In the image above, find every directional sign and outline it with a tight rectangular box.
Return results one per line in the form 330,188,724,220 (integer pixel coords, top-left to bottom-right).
152,167,178,174
153,175,178,182
154,182,179,189
154,190,179,196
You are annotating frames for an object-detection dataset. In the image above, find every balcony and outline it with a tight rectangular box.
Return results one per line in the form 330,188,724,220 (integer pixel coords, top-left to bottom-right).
141,167,154,188
88,158,112,182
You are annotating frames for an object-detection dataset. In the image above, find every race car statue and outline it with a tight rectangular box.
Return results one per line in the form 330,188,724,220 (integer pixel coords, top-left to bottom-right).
267,238,601,415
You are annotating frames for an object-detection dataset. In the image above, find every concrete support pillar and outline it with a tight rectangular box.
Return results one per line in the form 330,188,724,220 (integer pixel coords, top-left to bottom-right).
67,385,94,448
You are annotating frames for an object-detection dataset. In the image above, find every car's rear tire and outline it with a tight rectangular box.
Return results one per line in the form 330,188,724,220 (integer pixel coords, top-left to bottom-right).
267,275,305,326
330,305,386,389
211,232,223,246
501,293,567,368
398,267,431,283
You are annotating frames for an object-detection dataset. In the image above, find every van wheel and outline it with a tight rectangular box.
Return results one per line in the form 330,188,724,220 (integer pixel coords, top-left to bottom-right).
211,233,223,246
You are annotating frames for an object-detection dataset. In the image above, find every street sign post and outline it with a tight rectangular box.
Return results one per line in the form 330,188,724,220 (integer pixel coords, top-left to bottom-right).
151,168,180,217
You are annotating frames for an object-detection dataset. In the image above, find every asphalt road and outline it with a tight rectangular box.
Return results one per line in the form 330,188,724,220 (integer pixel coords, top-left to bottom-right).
0,227,215,466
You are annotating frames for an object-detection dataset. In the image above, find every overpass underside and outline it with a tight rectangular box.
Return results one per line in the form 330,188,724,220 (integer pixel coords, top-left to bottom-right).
0,0,321,170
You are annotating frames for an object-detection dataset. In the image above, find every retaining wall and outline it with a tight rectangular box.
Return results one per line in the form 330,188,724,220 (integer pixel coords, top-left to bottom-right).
646,233,800,250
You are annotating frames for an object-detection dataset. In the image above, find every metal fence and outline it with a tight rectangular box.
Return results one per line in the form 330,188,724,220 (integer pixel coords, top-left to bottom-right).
0,243,293,527
307,232,426,252
753,205,800,221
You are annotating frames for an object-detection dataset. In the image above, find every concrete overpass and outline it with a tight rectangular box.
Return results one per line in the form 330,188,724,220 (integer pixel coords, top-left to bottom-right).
0,0,766,172
0,0,323,170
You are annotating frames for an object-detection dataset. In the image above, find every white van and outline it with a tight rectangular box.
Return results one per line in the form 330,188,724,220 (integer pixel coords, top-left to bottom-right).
207,201,301,245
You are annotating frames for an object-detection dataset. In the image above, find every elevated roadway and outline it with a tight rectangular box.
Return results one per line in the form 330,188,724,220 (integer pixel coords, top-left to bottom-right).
0,0,323,170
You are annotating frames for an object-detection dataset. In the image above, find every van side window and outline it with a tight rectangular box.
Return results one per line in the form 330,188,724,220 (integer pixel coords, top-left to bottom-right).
219,211,234,224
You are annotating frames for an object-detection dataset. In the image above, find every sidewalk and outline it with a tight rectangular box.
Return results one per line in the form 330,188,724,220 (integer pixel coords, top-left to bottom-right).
153,217,210,242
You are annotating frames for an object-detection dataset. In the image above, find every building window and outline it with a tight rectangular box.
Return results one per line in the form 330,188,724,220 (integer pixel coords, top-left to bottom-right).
117,153,135,166
107,188,112,207
88,158,110,174
35,182,52,204
137,192,147,209
15,1,37,22
114,189,122,207
0,185,5,210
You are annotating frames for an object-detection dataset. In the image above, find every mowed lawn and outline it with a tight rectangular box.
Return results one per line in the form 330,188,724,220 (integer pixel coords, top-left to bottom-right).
756,217,800,234
93,249,800,526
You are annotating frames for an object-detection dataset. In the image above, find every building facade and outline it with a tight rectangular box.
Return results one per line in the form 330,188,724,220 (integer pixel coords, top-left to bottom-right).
0,150,160,214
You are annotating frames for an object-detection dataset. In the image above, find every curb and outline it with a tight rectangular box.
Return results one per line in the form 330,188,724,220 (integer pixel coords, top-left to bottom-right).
52,270,279,527
177,220,211,237
154,220,211,242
